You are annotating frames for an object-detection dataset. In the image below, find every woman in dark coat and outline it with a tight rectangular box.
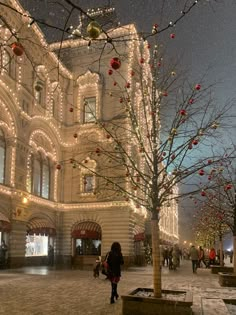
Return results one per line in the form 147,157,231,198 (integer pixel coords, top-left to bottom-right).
107,242,124,304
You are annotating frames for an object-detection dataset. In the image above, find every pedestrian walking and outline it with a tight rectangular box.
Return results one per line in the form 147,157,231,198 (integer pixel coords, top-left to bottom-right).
162,246,169,267
209,248,216,266
48,244,54,266
189,245,198,273
0,240,8,268
106,242,124,304
198,246,206,268
93,256,101,278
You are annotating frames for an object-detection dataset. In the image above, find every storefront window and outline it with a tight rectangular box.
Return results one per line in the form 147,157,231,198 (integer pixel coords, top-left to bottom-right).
76,238,101,256
25,234,48,257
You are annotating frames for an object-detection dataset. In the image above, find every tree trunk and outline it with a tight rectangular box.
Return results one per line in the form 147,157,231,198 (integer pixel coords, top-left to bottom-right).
234,235,236,274
151,216,162,298
219,238,223,267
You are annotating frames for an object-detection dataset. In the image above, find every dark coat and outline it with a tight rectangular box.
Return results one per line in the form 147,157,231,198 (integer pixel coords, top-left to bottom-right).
107,251,124,277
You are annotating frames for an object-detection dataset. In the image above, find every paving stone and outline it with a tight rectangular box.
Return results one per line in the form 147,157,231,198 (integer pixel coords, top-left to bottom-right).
0,258,235,314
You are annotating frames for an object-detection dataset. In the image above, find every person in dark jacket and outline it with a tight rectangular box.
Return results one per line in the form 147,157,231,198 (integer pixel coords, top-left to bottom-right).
107,242,124,304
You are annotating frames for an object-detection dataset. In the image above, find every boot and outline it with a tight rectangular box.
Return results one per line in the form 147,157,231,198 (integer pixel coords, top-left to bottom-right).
114,283,119,299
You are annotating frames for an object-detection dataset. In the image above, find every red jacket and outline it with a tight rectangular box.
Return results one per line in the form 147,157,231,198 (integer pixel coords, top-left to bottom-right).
209,249,216,259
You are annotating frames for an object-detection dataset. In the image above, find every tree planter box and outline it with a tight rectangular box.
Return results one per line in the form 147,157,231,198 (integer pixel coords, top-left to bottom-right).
211,266,233,274
122,288,193,315
219,272,236,287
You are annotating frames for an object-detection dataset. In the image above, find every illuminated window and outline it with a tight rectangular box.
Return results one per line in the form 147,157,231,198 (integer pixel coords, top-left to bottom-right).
76,239,101,256
0,129,6,184
83,174,94,193
84,97,96,123
30,153,50,199
25,234,48,257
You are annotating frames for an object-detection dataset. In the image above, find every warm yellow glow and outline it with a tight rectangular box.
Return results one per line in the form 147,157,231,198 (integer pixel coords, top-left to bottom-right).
22,197,28,204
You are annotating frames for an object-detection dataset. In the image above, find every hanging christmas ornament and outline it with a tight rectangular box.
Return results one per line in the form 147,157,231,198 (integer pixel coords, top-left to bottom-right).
69,107,73,112
188,144,193,150
162,91,168,97
201,191,206,197
108,69,113,75
170,33,175,39
207,159,212,164
119,97,123,103
195,84,201,90
73,133,78,138
56,164,61,170
110,57,121,70
125,82,131,89
189,98,194,104
198,169,205,176
225,184,232,190
11,42,24,56
113,81,117,86
140,57,145,64
192,139,199,146
171,71,176,76
87,21,102,39
179,109,187,116
130,70,135,76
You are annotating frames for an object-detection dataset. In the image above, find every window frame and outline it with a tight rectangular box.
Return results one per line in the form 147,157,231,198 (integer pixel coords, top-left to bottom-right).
0,129,6,184
83,96,96,123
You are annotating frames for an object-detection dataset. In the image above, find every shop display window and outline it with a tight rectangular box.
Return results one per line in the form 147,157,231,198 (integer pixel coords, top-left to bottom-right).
75,238,101,256
25,234,48,257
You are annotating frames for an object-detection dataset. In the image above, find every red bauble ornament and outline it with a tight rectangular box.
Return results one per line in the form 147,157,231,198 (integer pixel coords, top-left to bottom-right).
171,154,175,160
157,62,161,67
208,176,212,181
73,133,78,138
179,109,187,116
130,70,135,76
147,43,151,49
125,82,131,88
110,57,121,70
95,148,100,154
201,191,206,197
140,57,145,64
207,159,212,164
56,164,61,170
198,169,205,176
162,91,168,97
170,33,175,39
69,107,73,112
225,184,232,190
192,139,199,146
113,81,117,86
189,98,194,104
11,42,24,56
108,69,113,75
188,144,193,150
195,84,201,90
119,97,123,103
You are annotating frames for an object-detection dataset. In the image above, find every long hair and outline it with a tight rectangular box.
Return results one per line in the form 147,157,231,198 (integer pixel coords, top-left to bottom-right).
111,242,121,254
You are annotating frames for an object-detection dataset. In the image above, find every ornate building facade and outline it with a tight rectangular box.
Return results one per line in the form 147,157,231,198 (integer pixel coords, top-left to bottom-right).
0,0,178,268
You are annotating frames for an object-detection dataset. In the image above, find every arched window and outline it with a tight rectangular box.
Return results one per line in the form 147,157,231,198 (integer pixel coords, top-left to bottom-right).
1,50,11,74
31,153,50,199
0,129,6,184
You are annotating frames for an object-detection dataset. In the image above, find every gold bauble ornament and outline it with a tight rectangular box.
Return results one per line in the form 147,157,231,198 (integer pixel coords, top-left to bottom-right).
87,21,102,39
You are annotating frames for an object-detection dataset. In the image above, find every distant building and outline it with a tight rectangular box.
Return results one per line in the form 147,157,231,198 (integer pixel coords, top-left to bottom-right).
0,0,178,268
